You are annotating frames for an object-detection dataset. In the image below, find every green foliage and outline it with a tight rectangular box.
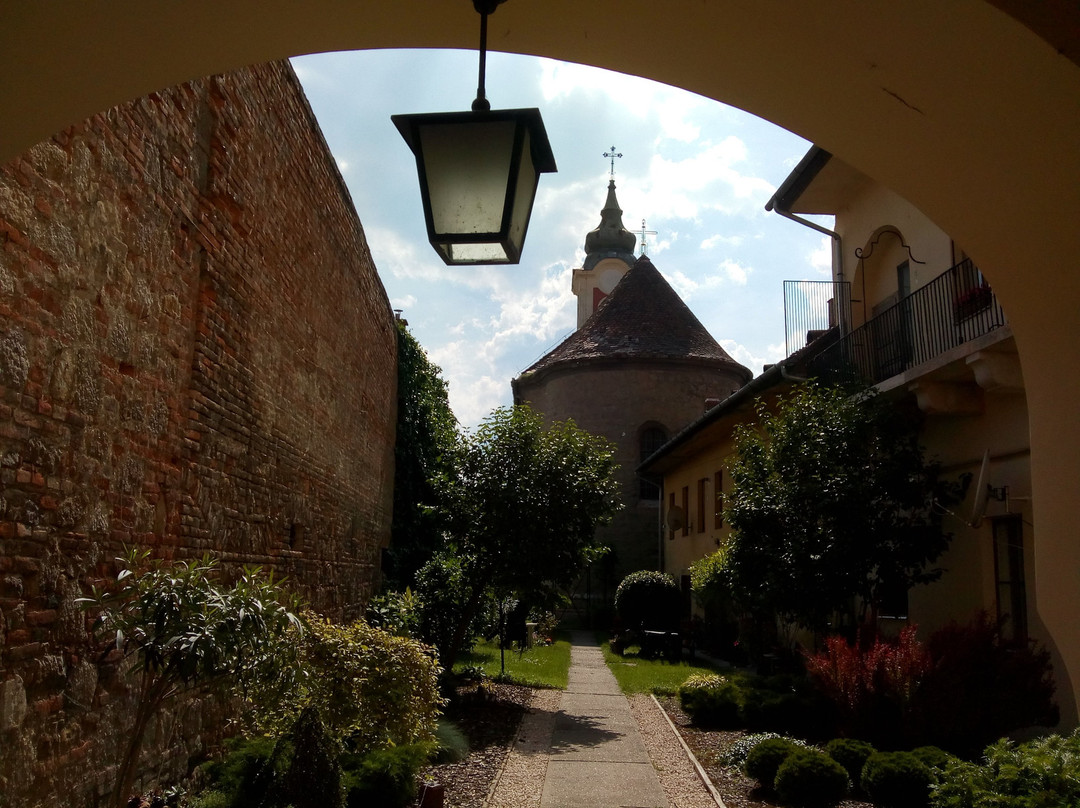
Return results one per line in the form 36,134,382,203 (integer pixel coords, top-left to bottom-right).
913,612,1057,756
775,748,849,808
436,405,620,669
725,382,963,633
341,744,431,808
824,737,876,790
365,588,422,638
279,707,343,808
738,675,831,738
387,322,461,589
689,545,732,613
745,737,806,789
614,570,681,631
678,673,742,728
910,745,955,773
77,550,300,808
190,735,283,808
930,731,1080,808
241,611,443,756
413,551,491,665
861,751,933,808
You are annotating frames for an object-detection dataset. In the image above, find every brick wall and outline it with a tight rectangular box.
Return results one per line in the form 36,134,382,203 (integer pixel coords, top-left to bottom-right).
0,61,397,805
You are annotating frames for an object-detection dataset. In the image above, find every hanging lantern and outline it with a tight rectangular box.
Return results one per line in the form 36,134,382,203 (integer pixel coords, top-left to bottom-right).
392,1,556,265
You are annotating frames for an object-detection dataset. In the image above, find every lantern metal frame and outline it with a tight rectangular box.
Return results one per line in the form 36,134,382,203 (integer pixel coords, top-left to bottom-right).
392,0,557,265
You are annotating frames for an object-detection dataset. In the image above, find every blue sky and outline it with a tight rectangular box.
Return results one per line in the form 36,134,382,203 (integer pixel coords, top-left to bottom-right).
292,49,832,429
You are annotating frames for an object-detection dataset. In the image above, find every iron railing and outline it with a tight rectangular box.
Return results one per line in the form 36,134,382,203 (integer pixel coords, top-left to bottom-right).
809,258,1006,385
783,280,852,357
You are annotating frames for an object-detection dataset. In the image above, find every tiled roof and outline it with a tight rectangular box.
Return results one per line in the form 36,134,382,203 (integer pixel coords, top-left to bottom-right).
519,255,751,378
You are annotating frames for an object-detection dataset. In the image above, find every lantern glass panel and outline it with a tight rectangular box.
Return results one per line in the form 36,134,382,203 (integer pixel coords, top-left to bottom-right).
419,119,515,236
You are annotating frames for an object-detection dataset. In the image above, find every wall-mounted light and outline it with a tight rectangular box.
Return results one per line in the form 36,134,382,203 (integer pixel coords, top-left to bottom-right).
392,0,557,265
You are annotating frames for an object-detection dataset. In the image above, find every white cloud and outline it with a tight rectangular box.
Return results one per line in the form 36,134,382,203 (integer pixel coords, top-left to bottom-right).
720,259,751,285
809,234,834,276
701,234,744,250
721,338,786,375
389,293,417,310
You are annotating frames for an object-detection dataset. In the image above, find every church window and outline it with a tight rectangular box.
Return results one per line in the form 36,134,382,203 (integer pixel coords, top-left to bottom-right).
638,426,668,498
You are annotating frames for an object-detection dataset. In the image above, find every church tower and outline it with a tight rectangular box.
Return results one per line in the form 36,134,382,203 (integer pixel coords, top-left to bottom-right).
571,179,638,326
512,178,752,609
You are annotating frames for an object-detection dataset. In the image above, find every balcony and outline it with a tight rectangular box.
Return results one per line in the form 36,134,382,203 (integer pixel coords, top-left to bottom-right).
783,280,852,357
806,258,1006,386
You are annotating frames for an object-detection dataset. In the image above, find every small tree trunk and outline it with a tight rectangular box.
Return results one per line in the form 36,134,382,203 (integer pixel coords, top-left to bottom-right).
112,674,169,808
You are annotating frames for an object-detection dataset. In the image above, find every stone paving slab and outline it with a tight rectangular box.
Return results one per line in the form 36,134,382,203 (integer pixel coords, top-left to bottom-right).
541,760,669,808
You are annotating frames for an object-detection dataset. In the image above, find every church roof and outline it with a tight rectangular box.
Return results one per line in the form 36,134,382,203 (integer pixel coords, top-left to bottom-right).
518,254,751,379
583,180,637,270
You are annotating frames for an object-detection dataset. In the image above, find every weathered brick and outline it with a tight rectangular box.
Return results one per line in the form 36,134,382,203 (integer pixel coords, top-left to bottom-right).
0,59,395,807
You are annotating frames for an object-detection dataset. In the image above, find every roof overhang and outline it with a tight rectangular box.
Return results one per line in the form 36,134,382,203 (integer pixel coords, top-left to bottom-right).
766,146,875,216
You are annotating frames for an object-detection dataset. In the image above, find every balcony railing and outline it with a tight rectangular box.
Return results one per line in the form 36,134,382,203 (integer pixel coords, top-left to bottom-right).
783,280,852,357
809,258,1006,385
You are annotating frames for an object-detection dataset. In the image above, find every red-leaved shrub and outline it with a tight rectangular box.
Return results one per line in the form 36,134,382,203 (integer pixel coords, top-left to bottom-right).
805,626,929,745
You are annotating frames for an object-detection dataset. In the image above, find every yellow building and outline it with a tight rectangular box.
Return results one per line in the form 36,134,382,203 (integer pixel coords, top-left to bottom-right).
642,146,1035,651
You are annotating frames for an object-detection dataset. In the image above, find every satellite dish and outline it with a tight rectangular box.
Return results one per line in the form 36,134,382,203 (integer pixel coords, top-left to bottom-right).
665,505,685,533
969,449,991,528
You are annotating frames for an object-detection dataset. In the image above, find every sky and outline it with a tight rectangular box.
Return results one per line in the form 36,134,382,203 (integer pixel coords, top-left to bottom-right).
291,49,833,429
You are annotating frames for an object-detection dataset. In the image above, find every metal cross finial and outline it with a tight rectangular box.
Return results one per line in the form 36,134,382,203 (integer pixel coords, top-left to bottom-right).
603,146,623,179
636,218,658,256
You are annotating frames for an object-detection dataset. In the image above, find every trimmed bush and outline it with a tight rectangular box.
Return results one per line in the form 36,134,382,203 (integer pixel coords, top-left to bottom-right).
910,745,954,774
342,744,432,808
614,570,681,631
824,737,876,790
679,673,742,728
775,748,849,808
861,751,933,808
746,737,805,789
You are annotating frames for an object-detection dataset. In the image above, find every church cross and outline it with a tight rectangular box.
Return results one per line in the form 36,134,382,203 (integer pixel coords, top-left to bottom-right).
636,218,658,256
603,146,623,179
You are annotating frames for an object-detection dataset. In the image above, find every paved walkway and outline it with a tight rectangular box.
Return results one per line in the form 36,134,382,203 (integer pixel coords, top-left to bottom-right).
538,631,670,807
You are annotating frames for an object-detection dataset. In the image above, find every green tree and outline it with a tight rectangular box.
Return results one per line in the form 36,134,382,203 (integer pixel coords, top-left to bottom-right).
386,321,461,588
436,405,621,669
78,551,300,808
725,382,964,635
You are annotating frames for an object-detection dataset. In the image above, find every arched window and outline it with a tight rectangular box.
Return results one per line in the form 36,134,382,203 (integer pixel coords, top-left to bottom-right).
639,425,667,499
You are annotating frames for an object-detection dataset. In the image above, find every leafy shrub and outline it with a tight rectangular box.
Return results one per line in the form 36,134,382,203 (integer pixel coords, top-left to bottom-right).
930,731,1080,808
366,589,422,638
910,745,955,774
861,751,933,808
722,732,784,766
614,570,681,631
414,552,488,665
241,611,443,756
745,737,805,789
912,612,1057,756
775,748,849,808
805,625,930,744
280,707,343,808
190,735,283,808
342,744,431,808
678,673,742,727
824,737,876,790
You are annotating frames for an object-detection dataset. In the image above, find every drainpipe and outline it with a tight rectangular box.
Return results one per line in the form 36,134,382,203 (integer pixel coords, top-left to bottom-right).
767,203,845,283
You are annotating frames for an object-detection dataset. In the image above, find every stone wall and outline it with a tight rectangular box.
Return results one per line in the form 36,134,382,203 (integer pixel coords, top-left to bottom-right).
0,61,397,805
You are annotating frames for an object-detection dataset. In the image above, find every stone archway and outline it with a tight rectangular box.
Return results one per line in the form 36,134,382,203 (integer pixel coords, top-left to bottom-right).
3,0,1079,722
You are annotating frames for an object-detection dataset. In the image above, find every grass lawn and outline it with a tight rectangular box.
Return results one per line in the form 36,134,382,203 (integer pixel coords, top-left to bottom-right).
600,639,729,695
455,633,572,689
